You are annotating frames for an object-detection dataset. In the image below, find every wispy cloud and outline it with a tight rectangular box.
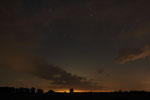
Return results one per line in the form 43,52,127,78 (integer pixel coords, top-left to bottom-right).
116,46,150,64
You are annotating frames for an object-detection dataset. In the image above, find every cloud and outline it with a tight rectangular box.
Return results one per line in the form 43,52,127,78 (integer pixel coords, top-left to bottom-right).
0,51,102,90
116,46,150,64
0,32,101,90
32,61,102,90
0,31,102,90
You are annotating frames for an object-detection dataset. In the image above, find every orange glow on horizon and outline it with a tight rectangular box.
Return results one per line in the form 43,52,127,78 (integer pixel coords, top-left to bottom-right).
44,89,113,93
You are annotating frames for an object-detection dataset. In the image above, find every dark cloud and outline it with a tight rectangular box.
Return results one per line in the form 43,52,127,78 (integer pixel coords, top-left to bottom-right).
0,29,101,90
32,60,102,90
116,46,150,64
0,51,102,90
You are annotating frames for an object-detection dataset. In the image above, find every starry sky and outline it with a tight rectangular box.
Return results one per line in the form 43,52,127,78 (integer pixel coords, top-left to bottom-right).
1,0,150,92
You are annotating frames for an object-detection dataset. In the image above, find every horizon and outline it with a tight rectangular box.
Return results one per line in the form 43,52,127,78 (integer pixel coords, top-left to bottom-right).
0,86,149,93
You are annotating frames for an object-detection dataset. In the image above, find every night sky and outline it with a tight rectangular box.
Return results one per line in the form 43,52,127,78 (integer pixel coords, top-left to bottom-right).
1,0,150,92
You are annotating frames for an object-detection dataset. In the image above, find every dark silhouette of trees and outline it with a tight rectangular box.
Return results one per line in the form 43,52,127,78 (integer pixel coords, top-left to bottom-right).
31,87,36,94
69,88,74,93
0,87,150,100
0,87,42,95
36,89,43,94
47,90,55,94
0,87,15,95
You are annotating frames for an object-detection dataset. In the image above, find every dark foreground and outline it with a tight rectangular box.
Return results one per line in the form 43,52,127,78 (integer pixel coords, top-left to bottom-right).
1,92,150,100
1,87,150,100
